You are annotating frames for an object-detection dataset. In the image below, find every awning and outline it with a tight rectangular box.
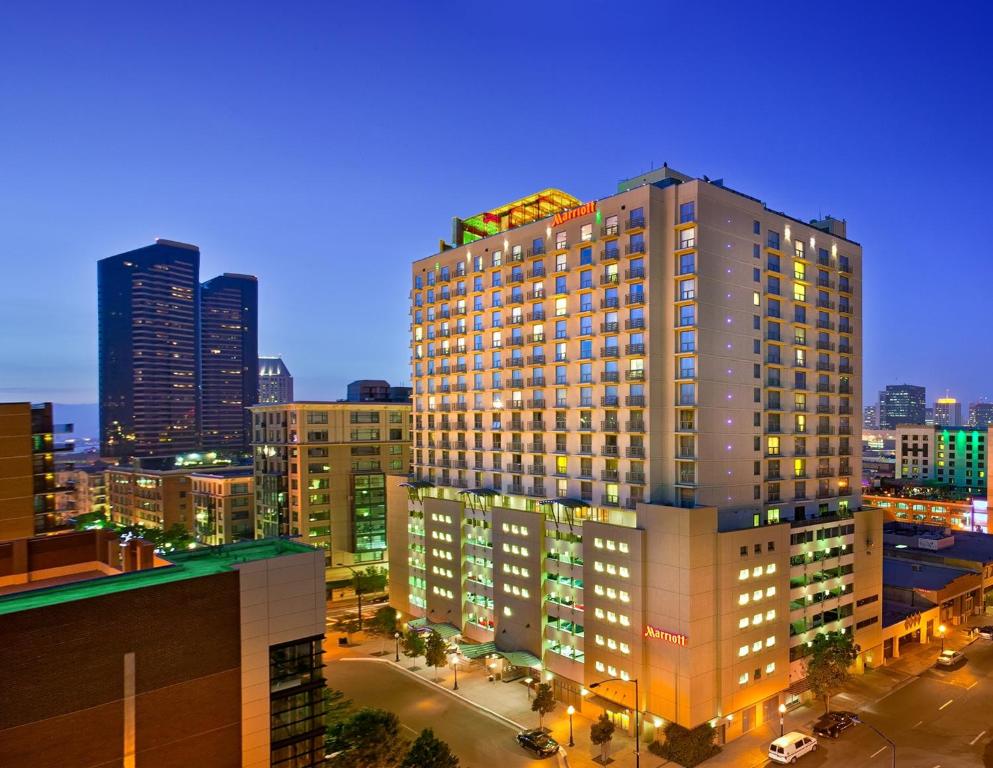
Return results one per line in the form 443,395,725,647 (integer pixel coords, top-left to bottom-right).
454,640,541,669
407,618,461,640
500,650,542,668
458,641,499,660
538,497,589,509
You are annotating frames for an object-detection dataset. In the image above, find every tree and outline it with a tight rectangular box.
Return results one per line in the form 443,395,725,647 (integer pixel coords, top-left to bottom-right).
590,713,615,763
531,682,556,730
369,605,399,636
324,687,353,753
334,707,404,768
332,614,362,640
401,728,459,768
424,630,448,682
357,565,389,595
650,722,719,768
402,630,426,669
805,630,859,713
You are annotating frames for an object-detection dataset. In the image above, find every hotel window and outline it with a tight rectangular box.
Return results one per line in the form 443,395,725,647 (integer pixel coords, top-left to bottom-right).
581,223,593,241
766,636,776,647
739,672,749,685
556,231,567,250
738,617,749,629
738,645,749,657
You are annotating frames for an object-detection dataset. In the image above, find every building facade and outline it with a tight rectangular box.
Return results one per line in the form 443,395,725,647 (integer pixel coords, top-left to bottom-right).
251,398,411,580
863,404,877,430
259,356,294,404
934,397,962,427
896,424,986,493
969,402,993,429
0,530,327,768
201,274,259,452
0,402,72,540
878,384,926,429
99,240,201,458
56,462,109,521
393,168,880,742
191,467,255,544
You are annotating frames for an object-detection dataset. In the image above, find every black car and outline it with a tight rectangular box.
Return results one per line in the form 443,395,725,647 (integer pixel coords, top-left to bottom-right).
516,729,560,758
812,711,858,738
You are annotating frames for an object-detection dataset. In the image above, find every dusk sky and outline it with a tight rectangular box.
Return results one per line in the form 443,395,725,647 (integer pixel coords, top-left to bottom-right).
2,2,992,409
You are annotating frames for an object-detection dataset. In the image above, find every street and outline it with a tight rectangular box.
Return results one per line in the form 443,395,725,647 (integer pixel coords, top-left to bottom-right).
328,659,549,768
718,637,993,768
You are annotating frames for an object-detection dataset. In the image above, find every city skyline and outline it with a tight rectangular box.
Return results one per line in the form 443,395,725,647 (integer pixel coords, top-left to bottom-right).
2,3,993,405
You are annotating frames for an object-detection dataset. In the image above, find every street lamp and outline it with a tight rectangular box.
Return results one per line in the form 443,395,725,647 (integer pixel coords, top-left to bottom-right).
567,705,575,747
394,631,401,662
939,623,947,652
589,677,640,768
525,677,534,701
448,646,460,690
778,704,786,737
335,562,363,630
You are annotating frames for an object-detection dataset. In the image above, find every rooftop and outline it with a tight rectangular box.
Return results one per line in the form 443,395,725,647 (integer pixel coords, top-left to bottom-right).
0,538,315,616
884,522,993,564
882,597,937,628
883,557,976,591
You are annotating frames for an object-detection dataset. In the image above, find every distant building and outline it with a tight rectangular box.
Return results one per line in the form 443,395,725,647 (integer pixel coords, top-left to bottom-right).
258,356,294,404
106,453,247,534
200,274,259,452
251,398,411,580
863,404,877,430
0,402,73,540
969,402,993,429
56,462,109,520
934,397,962,427
896,424,986,493
345,379,412,403
190,467,255,545
878,384,926,428
0,530,327,768
925,407,935,426
99,240,201,458
99,240,259,458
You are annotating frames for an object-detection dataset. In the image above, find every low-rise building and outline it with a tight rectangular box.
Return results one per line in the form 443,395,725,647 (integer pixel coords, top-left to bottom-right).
191,467,255,544
0,529,327,768
867,490,989,534
56,462,109,520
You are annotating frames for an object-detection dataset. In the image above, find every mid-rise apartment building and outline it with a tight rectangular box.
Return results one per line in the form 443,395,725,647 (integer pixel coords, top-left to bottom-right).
191,467,255,544
251,391,411,580
0,529,327,768
392,168,881,743
0,402,73,540
56,462,109,520
106,455,247,534
896,424,986,493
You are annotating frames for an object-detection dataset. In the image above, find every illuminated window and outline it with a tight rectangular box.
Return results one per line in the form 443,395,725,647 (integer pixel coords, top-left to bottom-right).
739,672,749,685
765,662,776,674
738,617,749,629
766,636,776,647
739,569,749,581
738,593,750,606
766,609,776,621
738,645,749,657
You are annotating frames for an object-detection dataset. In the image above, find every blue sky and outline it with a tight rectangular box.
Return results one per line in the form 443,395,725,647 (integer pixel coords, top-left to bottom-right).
2,1,991,406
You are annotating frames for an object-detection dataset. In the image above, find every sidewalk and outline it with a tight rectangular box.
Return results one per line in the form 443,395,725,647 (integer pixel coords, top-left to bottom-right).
327,632,647,768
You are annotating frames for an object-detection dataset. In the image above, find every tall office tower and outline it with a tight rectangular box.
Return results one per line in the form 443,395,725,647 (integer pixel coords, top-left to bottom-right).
0,402,72,540
200,273,259,452
99,240,200,458
258,356,294,404
970,401,993,429
863,404,877,430
391,169,881,744
878,384,926,428
251,394,410,580
934,396,962,427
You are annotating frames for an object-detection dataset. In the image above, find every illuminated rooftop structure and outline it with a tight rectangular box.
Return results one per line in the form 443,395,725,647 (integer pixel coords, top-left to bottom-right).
453,188,582,245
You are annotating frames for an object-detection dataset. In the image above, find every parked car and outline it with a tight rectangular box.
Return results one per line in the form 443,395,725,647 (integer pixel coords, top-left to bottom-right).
769,731,818,764
516,729,560,758
813,710,858,738
937,649,966,667
976,626,993,640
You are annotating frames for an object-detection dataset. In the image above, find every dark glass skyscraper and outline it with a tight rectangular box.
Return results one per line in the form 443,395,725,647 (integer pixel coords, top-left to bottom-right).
99,241,200,458
878,383,926,428
200,274,258,451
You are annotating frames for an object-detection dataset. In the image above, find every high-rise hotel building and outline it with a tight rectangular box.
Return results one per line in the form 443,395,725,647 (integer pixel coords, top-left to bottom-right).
390,168,883,742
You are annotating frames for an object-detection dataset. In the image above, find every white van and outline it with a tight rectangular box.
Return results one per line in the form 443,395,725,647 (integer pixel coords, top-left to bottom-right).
769,731,818,764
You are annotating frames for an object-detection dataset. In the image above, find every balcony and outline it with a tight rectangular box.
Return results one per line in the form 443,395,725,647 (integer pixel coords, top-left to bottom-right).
816,384,835,393
527,419,545,429
600,273,619,286
625,243,646,256
816,405,835,414
601,395,619,407
626,472,645,485
624,395,645,407
817,319,835,330
601,371,620,383
601,420,620,432
528,245,545,257
816,340,835,351
601,223,619,237
625,318,645,330
601,494,621,507
601,346,620,358
526,377,545,387
626,267,645,280
553,422,568,432
816,426,835,435
678,237,696,250
600,248,620,262
601,469,619,481
816,362,835,372
839,364,853,374
528,442,545,453
527,311,546,322
625,293,645,306
626,446,645,458
626,421,646,432
625,370,645,381
528,267,546,279
528,465,546,476
601,297,620,309
625,216,645,231
527,355,546,366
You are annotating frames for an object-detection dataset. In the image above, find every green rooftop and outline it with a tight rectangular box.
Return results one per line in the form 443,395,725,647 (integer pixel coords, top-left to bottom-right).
0,538,316,616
